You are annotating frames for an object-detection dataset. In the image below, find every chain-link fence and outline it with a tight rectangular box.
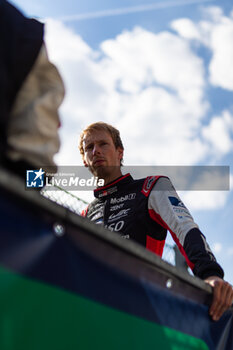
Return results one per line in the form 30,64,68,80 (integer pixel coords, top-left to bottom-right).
41,186,88,215
41,186,189,270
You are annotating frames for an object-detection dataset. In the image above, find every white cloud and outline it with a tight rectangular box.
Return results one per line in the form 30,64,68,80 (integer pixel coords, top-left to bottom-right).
212,242,222,254
172,7,233,90
202,110,233,156
202,6,224,22
208,17,233,89
171,18,201,40
44,11,233,210
45,19,109,165
100,27,205,100
45,20,209,166
179,190,229,210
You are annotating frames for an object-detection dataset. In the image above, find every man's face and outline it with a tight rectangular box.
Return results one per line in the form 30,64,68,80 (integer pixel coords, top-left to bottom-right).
83,129,123,177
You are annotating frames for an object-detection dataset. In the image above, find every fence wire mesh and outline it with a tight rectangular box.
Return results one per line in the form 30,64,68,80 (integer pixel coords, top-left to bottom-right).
41,186,88,215
41,186,182,268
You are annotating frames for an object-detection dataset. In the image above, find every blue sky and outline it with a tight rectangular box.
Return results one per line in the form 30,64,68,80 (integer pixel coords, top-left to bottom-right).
11,0,233,283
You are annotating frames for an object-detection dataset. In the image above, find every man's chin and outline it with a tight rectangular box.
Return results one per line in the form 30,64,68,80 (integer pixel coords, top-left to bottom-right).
92,165,117,179
93,166,108,179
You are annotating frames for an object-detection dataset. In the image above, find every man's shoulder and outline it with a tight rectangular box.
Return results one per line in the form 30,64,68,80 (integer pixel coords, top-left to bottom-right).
140,175,169,197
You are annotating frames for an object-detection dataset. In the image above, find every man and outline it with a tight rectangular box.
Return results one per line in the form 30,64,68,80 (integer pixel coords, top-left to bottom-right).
79,121,233,321
0,0,64,174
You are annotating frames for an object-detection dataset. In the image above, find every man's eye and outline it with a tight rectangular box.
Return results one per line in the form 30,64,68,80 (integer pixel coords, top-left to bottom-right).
85,145,93,151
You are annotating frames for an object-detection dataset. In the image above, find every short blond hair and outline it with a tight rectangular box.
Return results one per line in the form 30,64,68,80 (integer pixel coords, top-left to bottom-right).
79,122,124,165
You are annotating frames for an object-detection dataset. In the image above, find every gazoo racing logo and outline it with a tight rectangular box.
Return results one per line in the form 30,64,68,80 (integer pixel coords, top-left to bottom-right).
110,193,136,204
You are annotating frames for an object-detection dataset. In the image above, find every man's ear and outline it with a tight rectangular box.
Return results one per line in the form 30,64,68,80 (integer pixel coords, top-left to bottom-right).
83,159,88,168
118,147,124,160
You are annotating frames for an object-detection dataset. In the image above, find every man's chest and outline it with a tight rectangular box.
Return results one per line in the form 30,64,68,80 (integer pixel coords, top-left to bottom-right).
87,190,146,239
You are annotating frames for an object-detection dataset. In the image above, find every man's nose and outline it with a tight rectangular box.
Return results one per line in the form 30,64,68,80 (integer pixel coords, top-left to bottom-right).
92,144,101,155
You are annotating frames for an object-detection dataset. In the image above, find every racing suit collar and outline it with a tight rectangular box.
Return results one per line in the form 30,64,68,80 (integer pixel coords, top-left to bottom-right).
94,173,133,198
